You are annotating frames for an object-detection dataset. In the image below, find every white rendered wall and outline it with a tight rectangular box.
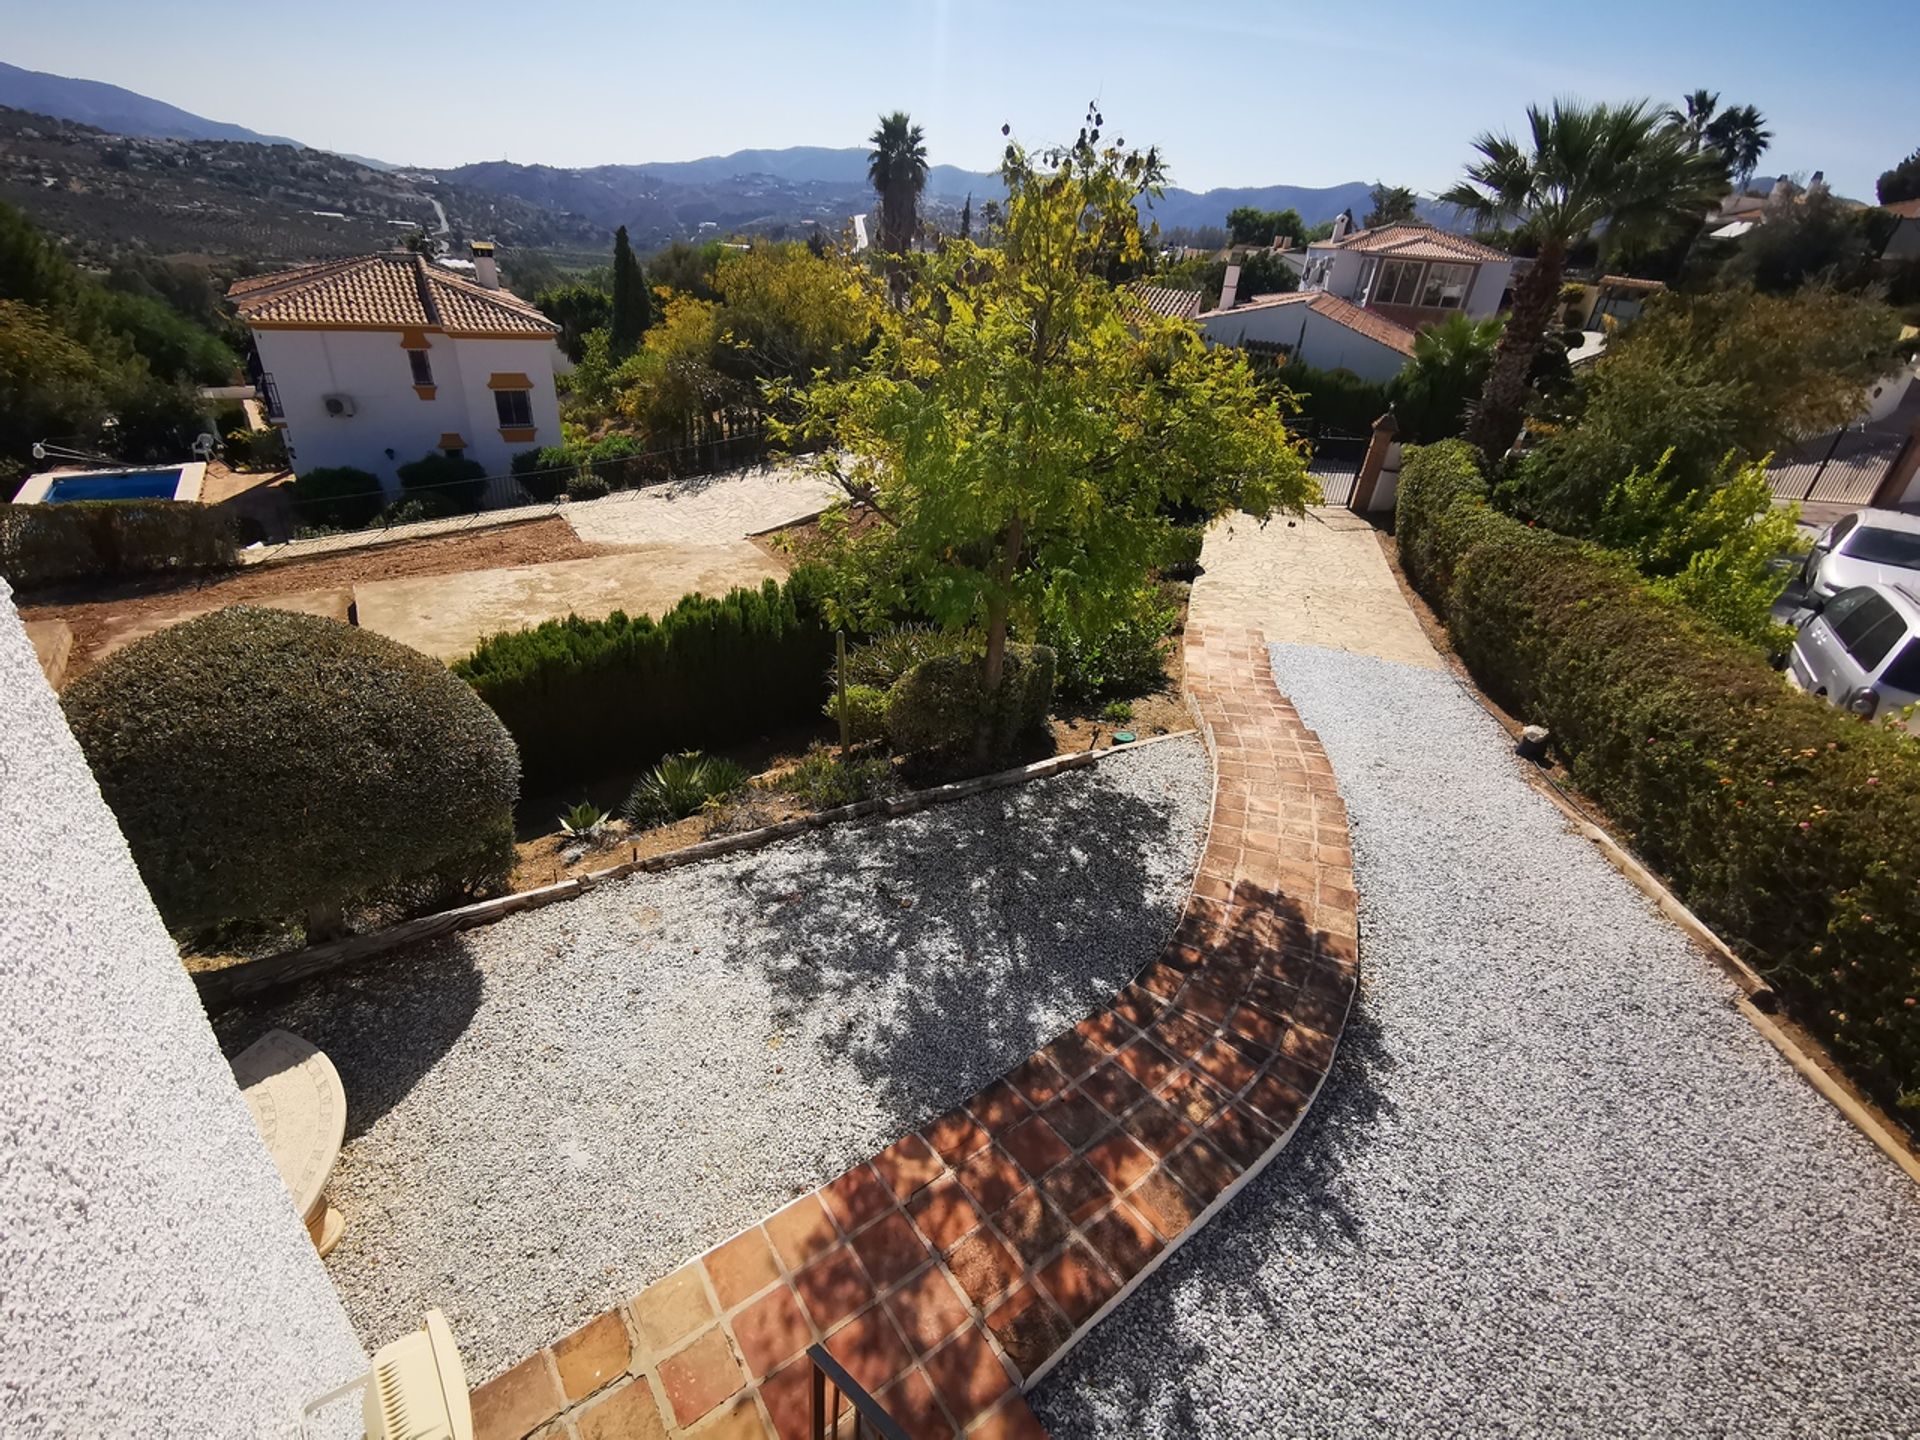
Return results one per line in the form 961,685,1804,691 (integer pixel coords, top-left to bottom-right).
1200,303,1409,384
1463,257,1513,319
0,581,366,1439
256,328,563,488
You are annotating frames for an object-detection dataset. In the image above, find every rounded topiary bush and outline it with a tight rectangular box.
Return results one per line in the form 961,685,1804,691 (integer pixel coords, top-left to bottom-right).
885,643,1055,758
62,605,521,933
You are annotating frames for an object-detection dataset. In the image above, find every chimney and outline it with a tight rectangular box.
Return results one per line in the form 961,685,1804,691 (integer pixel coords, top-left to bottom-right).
1330,212,1351,242
470,239,499,289
1808,170,1828,197
1218,263,1242,312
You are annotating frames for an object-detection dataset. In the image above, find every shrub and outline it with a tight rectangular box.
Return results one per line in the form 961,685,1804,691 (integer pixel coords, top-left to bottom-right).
379,494,463,527
885,643,1055,758
288,466,383,532
1041,586,1176,702
1160,525,1205,579
778,745,893,807
585,433,652,489
223,425,287,472
844,625,973,690
623,751,749,824
455,573,834,791
397,452,487,512
568,471,612,502
824,682,888,744
62,605,520,932
0,500,235,591
512,445,579,503
1397,439,1920,1121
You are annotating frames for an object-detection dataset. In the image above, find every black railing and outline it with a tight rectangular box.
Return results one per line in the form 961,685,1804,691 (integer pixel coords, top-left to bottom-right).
260,372,285,421
807,1344,910,1440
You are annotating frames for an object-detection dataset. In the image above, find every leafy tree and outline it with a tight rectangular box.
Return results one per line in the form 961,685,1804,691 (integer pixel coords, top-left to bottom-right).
711,242,877,384
960,192,973,241
1363,184,1419,228
646,239,724,300
776,113,1313,757
1225,206,1306,247
868,111,929,256
535,282,612,363
616,294,745,439
0,298,111,484
1879,147,1920,206
1515,286,1905,533
1386,312,1503,442
1441,99,1727,458
609,226,653,356
1717,188,1882,293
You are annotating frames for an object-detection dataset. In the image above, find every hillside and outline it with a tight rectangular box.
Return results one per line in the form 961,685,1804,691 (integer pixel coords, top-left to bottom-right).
0,107,603,269
0,60,300,147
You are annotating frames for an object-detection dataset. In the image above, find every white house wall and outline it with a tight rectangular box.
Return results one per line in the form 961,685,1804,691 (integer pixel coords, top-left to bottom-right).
1199,305,1409,384
257,328,563,489
0,580,367,1439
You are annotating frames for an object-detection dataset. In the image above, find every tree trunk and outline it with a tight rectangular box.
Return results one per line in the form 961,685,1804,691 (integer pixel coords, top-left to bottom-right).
973,517,1024,765
1467,240,1565,460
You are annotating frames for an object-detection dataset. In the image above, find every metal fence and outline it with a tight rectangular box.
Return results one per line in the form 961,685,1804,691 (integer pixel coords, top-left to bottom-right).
1767,426,1904,506
1298,424,1369,507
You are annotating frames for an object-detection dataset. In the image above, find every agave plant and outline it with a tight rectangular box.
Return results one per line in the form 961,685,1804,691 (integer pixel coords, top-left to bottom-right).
558,800,611,838
623,752,751,826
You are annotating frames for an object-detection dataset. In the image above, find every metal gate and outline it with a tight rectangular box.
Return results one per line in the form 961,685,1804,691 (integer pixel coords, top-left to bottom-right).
1768,427,1904,506
1300,426,1368,506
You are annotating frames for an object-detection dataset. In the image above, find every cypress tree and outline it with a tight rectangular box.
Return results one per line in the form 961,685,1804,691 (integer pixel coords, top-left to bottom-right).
609,226,652,356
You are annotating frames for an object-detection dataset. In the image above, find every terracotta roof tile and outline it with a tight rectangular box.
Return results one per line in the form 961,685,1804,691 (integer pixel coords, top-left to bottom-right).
227,253,558,335
1883,198,1920,221
1307,293,1417,355
1121,282,1204,323
1320,222,1508,264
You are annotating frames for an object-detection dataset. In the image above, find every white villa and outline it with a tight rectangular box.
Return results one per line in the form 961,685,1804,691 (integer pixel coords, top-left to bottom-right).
227,244,564,489
1199,220,1514,381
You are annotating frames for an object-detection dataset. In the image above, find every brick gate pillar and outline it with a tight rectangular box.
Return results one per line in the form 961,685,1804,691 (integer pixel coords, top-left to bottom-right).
1348,411,1400,514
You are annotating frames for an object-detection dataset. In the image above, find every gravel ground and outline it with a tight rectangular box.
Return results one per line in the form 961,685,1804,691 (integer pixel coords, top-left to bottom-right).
215,737,1209,1379
1032,646,1920,1439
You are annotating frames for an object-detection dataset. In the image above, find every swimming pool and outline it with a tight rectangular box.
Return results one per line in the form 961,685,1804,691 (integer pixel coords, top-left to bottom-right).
14,462,206,505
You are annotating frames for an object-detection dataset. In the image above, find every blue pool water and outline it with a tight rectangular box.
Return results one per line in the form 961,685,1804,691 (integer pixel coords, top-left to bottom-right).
41,469,186,502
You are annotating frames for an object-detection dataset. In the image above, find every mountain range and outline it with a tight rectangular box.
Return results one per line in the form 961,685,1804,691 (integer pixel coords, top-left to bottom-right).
0,60,1458,255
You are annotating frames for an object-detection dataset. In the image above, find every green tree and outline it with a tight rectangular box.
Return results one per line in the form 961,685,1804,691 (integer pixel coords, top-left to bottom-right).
1363,183,1419,228
609,226,653,357
1225,206,1307,247
1441,99,1727,458
1879,147,1920,206
776,114,1313,757
1665,89,1721,150
868,112,930,256
0,298,111,488
535,282,612,363
1386,311,1503,442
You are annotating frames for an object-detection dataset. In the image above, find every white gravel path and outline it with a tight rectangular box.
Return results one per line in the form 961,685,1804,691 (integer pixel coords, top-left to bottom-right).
215,737,1209,1380
1031,646,1920,1439
559,462,840,546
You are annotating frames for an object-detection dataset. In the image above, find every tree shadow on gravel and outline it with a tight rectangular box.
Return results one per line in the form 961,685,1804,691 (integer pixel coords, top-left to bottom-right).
743,765,1194,1136
209,937,484,1143
1032,991,1397,1438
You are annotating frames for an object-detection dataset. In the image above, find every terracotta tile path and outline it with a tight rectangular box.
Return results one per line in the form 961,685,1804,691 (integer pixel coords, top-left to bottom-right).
471,622,1358,1439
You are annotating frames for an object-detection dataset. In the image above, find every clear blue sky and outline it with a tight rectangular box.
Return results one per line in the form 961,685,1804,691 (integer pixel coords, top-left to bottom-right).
3,0,1913,198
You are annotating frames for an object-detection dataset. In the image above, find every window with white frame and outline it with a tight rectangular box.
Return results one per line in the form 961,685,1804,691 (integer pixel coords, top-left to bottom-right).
1373,259,1423,306
1420,262,1476,309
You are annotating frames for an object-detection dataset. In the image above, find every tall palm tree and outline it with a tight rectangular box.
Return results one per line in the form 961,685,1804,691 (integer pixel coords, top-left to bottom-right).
1707,104,1773,194
1441,99,1727,458
1665,89,1720,151
1386,312,1504,443
868,112,929,256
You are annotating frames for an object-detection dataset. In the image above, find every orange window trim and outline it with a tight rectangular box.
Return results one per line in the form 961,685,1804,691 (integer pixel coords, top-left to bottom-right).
438,432,469,450
413,384,437,401
487,372,534,391
498,426,537,444
399,328,434,350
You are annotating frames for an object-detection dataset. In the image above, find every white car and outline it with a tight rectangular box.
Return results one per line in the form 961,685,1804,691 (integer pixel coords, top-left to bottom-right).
1800,507,1920,600
1787,581,1920,733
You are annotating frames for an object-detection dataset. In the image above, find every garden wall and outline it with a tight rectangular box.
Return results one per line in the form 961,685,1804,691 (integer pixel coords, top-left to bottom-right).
0,580,366,1437
1396,440,1920,1125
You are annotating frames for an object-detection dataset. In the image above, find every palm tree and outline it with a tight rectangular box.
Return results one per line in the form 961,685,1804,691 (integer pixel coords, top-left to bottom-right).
868,112,929,256
1440,99,1727,458
1665,89,1720,151
1707,104,1773,193
1386,312,1504,443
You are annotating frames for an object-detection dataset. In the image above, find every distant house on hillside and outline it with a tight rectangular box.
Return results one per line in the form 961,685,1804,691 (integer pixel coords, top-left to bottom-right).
1879,198,1920,262
1197,219,1512,382
227,243,564,489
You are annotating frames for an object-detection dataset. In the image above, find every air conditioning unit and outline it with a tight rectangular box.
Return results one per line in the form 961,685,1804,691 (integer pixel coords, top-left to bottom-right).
323,394,356,417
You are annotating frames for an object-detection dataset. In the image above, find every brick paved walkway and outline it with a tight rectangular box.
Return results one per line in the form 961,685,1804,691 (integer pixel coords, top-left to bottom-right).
471,623,1358,1440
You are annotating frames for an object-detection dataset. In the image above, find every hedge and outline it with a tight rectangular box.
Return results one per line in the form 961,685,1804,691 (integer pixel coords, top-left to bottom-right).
0,500,236,591
454,572,835,791
62,605,520,932
1397,439,1920,1122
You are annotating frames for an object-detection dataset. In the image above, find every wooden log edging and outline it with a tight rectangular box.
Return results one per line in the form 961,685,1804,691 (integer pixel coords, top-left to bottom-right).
192,730,1198,1009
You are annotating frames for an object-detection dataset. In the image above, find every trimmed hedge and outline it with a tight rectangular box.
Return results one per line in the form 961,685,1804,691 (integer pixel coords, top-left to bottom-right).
0,500,235,591
454,572,835,791
1397,439,1920,1120
62,605,520,931
289,466,383,531
885,643,1055,758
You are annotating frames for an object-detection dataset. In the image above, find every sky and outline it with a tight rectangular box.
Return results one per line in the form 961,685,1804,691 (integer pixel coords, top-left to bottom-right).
1,0,1914,199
